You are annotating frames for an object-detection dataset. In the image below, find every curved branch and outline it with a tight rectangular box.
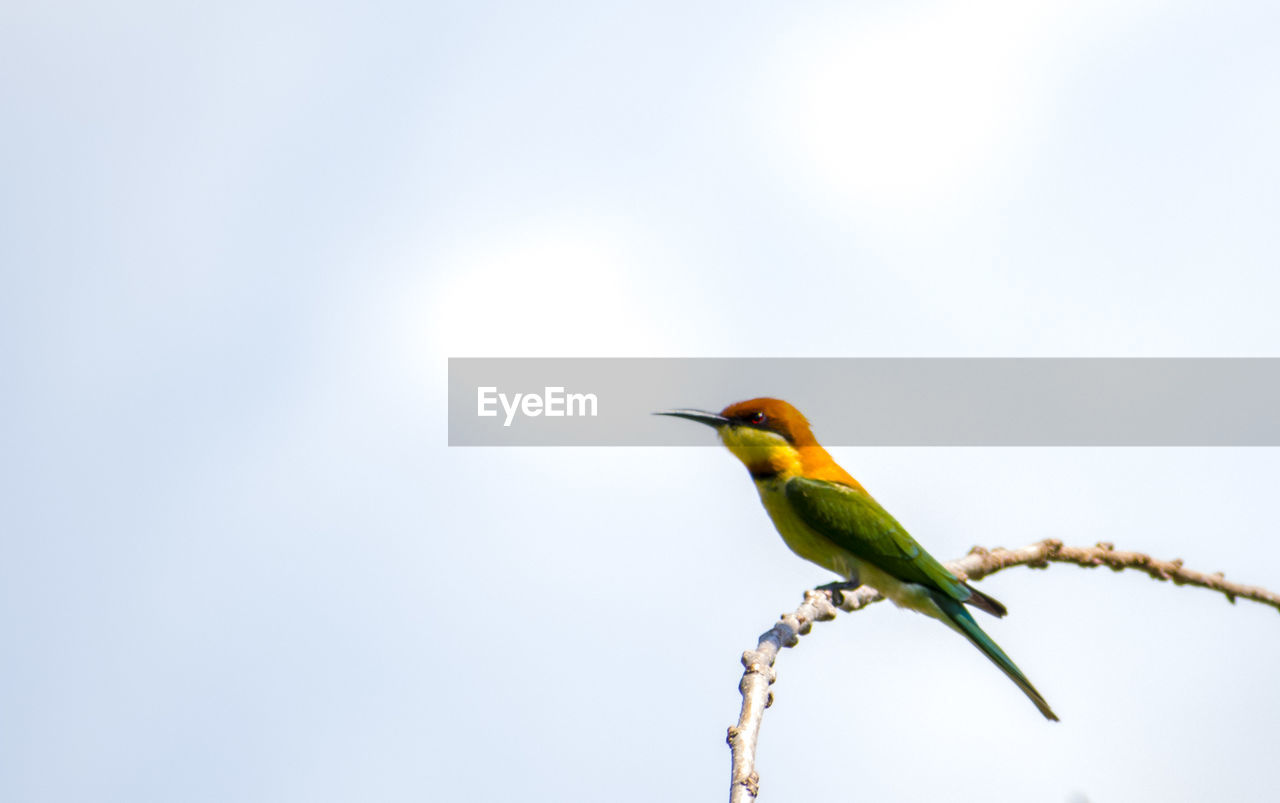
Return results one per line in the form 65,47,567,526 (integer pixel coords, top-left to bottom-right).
726,539,1280,803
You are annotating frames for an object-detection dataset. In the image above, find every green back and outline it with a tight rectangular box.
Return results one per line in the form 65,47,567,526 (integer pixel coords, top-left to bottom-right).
784,476,970,603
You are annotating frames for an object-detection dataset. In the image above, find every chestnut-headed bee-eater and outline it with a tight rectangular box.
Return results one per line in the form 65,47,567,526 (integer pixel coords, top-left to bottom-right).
657,397,1058,721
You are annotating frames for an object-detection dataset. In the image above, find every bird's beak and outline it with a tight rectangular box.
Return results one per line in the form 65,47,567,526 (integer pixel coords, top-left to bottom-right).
653,408,730,429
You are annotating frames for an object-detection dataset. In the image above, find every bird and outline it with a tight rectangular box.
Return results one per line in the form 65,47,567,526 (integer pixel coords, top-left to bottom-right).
656,397,1058,721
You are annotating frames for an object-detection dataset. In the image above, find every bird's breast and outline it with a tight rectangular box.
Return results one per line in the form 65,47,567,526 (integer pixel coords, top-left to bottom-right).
754,478,861,579
752,478,933,616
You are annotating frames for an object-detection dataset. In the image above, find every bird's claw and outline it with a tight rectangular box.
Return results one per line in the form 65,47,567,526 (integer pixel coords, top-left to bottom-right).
814,580,862,606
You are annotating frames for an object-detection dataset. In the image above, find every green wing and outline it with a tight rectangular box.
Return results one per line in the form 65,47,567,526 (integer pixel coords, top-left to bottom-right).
784,476,970,603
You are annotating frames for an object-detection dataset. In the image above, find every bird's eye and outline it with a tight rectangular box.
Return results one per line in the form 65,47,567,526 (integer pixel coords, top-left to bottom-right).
749,411,767,425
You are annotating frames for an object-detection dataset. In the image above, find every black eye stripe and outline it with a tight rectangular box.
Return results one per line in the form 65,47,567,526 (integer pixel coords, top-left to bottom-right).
734,412,796,444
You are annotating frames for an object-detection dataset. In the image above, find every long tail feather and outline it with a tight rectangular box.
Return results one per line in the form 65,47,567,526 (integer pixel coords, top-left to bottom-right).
936,595,1058,721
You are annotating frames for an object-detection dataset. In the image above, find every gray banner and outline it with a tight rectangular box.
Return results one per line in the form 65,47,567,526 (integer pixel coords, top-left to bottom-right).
447,358,1280,446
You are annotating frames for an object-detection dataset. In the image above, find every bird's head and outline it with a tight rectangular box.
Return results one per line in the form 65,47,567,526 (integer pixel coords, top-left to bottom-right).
656,397,818,479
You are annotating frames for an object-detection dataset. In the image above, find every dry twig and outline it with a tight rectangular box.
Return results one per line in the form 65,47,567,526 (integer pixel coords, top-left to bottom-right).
726,539,1280,803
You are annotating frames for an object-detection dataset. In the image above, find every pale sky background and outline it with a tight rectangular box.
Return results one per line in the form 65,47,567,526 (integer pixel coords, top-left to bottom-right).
3,1,1280,801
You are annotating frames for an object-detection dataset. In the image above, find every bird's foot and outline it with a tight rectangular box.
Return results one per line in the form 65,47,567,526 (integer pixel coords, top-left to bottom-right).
814,580,862,607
